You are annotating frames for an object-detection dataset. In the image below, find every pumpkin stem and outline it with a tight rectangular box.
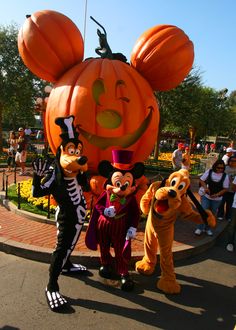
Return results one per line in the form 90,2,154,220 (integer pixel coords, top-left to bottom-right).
90,16,127,63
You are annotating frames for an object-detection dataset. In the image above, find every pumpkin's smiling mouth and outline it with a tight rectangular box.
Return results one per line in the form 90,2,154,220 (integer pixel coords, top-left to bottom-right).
79,106,153,150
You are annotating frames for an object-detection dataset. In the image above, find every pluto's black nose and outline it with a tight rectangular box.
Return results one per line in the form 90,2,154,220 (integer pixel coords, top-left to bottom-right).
168,189,177,198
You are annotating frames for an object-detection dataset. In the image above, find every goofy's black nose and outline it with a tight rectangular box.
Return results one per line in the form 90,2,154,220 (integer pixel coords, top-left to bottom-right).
77,156,88,165
120,185,126,191
168,189,177,198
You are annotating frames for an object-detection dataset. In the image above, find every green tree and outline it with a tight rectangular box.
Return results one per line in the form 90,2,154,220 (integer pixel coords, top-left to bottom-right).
155,68,203,154
224,91,236,146
0,24,47,150
154,68,235,155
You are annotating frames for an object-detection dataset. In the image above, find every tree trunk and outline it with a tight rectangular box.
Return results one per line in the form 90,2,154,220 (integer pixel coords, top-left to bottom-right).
189,126,196,153
0,102,3,152
153,134,160,159
153,112,163,160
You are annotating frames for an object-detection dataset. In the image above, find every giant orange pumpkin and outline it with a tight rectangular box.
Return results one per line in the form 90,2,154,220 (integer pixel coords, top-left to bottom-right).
18,11,194,173
45,58,159,173
18,10,84,82
130,25,194,91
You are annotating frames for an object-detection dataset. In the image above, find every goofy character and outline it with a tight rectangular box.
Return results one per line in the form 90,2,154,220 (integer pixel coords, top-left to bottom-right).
85,150,145,291
32,115,88,311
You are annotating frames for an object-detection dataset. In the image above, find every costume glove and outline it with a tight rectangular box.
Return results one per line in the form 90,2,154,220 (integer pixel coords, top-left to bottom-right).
104,206,116,218
126,226,137,240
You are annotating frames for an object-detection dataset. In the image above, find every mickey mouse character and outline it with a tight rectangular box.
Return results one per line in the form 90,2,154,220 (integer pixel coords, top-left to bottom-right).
32,115,88,311
85,150,145,291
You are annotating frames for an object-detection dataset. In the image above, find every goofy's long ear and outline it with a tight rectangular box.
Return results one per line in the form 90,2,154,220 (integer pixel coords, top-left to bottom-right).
187,188,208,224
55,146,63,183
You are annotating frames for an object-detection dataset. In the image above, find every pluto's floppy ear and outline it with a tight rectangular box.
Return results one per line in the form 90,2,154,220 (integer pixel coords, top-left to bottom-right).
187,188,208,224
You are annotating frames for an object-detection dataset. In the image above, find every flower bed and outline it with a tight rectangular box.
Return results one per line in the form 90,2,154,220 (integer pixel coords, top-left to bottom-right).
18,179,57,213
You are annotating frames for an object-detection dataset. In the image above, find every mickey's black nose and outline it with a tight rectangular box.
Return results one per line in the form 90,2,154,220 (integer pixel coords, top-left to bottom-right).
168,189,177,198
77,156,88,165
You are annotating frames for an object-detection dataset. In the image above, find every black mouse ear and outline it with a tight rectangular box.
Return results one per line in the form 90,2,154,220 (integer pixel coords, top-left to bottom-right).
131,162,145,179
98,160,114,178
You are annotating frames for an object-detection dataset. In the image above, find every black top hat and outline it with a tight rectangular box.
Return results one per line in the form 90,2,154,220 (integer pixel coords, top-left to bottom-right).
55,115,80,144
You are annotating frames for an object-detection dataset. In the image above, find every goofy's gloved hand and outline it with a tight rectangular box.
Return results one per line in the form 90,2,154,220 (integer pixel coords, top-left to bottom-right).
32,157,53,177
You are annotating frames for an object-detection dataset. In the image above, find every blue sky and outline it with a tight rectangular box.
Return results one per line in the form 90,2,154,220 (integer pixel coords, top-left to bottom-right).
0,0,235,94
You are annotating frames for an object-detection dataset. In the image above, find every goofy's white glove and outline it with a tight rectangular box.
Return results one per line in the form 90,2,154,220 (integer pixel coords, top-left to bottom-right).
104,206,116,218
126,226,137,240
32,157,53,177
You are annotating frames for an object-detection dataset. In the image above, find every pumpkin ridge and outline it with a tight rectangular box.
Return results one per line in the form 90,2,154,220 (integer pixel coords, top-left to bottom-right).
136,33,191,67
21,20,64,81
30,18,70,78
111,60,128,135
131,25,175,59
143,43,193,75
18,31,57,82
48,14,83,67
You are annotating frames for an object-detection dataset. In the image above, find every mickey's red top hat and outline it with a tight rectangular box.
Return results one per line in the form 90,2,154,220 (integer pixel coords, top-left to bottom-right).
112,150,134,170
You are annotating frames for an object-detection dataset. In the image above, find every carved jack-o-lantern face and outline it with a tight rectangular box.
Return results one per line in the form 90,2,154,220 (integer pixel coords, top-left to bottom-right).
18,10,194,173
46,58,159,172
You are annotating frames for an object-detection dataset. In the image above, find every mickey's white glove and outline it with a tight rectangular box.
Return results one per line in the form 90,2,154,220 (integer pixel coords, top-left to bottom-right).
104,206,116,218
126,226,137,240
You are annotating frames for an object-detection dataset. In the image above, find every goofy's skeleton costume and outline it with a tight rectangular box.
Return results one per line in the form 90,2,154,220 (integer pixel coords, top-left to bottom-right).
32,116,88,311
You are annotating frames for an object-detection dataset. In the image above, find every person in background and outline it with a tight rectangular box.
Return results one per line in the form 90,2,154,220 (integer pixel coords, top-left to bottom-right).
181,146,191,170
7,131,18,171
15,127,28,175
24,126,32,136
172,143,185,170
226,177,236,252
222,147,235,165
205,143,209,154
217,155,236,221
194,159,229,236
210,143,216,152
196,143,201,154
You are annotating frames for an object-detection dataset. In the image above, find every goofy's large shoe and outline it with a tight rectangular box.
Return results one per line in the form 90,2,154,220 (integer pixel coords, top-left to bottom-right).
61,260,87,274
45,286,67,312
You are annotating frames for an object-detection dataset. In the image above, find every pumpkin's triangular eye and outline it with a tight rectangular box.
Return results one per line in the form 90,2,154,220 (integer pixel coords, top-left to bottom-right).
92,79,105,105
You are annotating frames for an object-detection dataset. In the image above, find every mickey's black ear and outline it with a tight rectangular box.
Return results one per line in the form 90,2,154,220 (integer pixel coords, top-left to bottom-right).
98,160,114,178
131,162,145,179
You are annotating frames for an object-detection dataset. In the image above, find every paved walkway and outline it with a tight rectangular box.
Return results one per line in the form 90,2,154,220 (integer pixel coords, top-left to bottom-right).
0,168,228,265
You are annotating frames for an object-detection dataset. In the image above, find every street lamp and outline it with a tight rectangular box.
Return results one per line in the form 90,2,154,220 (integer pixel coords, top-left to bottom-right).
35,85,52,153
